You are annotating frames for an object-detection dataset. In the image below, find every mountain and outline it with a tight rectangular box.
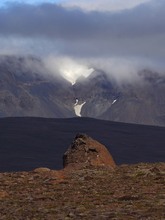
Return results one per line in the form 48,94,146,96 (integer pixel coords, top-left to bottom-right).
1,55,165,126
99,70,165,126
0,55,75,118
73,70,119,118
74,69,165,126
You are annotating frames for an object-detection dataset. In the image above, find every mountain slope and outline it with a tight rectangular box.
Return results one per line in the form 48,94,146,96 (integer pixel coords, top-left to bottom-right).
0,55,75,118
0,117,165,172
1,56,165,126
99,70,165,125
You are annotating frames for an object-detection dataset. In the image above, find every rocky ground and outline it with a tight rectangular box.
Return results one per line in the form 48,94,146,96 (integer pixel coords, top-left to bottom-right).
0,163,165,220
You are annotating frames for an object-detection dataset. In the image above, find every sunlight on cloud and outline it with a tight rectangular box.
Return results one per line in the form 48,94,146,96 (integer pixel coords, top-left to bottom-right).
44,57,94,85
61,0,152,12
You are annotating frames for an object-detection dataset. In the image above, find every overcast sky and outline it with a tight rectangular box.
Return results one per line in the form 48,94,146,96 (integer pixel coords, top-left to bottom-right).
0,0,165,80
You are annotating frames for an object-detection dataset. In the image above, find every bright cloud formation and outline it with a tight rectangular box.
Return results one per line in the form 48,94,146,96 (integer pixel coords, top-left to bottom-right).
44,56,94,84
61,0,152,12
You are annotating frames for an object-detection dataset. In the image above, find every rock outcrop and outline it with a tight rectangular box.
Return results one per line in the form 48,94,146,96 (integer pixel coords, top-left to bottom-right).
63,133,116,169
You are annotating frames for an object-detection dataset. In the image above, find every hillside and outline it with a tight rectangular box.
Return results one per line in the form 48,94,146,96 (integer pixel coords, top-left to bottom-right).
0,117,165,172
1,56,165,126
0,163,165,219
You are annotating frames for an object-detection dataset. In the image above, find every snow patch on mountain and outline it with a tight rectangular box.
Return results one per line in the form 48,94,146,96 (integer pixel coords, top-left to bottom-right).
74,99,86,117
112,99,117,105
74,98,78,105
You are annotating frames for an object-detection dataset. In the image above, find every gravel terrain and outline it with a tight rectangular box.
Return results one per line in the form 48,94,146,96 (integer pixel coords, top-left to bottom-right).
0,163,165,220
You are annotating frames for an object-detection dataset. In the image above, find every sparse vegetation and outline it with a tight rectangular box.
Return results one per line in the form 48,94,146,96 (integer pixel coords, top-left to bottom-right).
0,163,165,219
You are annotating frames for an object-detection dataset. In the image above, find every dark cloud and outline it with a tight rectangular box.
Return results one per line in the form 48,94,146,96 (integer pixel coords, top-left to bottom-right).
0,0,165,74
0,3,90,39
0,1,164,40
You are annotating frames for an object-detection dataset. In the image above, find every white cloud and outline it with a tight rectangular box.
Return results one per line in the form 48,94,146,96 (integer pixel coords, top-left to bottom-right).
43,55,165,84
61,0,151,12
44,56,94,84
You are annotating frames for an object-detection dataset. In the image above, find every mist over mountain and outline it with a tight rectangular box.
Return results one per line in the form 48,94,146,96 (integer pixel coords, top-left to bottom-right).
0,55,165,126
0,1,165,126
0,55,75,118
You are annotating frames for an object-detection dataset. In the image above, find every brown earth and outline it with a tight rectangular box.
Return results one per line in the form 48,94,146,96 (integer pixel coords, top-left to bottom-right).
0,163,165,220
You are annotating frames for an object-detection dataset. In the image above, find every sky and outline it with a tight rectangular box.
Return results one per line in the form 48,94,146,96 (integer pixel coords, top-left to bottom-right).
0,0,60,7
0,0,165,81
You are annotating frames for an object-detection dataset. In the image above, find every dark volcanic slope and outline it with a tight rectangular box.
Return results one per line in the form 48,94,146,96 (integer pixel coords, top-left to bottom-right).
0,117,165,172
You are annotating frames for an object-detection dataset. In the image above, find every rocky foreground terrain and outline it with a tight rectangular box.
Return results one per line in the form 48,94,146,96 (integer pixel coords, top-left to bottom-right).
0,163,165,220
0,134,165,220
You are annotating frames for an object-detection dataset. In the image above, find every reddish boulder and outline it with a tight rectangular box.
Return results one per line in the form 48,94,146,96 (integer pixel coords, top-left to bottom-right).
63,134,116,169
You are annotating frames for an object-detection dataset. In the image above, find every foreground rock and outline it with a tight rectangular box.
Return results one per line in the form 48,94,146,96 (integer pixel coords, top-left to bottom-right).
63,133,116,169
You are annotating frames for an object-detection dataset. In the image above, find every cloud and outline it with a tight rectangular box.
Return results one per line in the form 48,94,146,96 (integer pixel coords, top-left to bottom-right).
61,0,151,12
42,55,165,84
44,56,94,84
0,0,164,41
0,0,165,81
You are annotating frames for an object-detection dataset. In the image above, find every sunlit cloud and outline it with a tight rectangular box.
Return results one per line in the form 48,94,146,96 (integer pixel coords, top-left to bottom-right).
61,0,151,12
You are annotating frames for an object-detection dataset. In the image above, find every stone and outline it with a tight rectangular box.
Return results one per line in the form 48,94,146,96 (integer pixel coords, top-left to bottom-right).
0,191,9,199
34,167,51,173
63,133,116,169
